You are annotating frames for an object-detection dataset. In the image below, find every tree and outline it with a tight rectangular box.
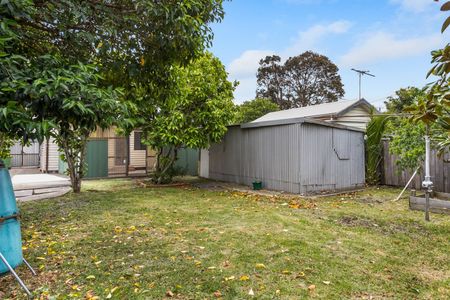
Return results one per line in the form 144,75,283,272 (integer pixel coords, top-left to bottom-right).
141,53,235,184
0,0,227,190
365,115,392,184
256,56,289,109
384,87,425,114
402,2,450,152
256,51,344,109
386,119,427,172
235,98,280,124
2,54,126,192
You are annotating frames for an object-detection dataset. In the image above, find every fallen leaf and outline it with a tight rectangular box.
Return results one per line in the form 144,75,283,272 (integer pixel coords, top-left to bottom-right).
255,263,266,269
240,275,250,281
308,284,316,292
86,275,96,280
166,290,174,297
322,281,331,285
213,290,222,298
248,288,255,296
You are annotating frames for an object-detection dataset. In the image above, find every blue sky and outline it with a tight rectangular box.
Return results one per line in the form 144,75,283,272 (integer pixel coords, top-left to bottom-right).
209,0,449,110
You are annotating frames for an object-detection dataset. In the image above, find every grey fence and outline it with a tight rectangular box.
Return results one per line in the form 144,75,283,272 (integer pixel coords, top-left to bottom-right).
10,141,40,167
381,140,450,192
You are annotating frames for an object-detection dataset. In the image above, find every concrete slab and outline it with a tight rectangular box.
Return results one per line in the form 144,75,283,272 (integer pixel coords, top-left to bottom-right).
12,173,70,191
17,187,71,202
12,173,68,185
14,190,33,197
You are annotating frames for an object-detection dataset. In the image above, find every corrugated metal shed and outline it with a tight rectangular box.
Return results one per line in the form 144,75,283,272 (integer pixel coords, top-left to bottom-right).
206,118,365,194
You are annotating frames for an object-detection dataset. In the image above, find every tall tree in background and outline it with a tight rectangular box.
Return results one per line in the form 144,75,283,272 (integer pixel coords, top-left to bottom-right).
235,98,280,123
256,56,289,109
384,87,425,114
256,51,344,109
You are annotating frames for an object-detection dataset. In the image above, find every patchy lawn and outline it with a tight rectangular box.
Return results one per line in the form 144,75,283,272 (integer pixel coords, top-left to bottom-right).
1,179,449,299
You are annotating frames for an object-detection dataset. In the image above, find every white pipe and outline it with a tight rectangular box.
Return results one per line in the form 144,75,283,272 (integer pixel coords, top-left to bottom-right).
422,133,433,189
394,166,419,201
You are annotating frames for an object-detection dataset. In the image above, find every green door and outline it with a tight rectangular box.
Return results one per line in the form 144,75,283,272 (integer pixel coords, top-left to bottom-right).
175,148,199,176
86,140,108,178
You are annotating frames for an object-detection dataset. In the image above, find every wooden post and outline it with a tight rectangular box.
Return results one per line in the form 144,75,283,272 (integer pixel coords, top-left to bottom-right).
126,135,130,177
145,146,148,175
425,188,431,221
45,139,49,173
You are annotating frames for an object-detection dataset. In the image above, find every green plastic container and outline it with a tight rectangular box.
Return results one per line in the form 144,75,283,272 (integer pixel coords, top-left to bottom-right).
252,181,262,190
0,161,24,274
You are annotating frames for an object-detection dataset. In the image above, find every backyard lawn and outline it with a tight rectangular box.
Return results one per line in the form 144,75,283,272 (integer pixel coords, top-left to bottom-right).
1,179,449,299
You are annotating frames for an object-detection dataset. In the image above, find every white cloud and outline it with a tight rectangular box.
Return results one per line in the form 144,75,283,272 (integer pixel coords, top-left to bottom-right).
390,0,436,13
340,31,443,67
228,50,275,78
228,21,351,103
285,20,352,55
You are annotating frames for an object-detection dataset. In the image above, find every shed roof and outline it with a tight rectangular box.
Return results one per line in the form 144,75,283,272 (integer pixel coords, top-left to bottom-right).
240,117,366,132
251,99,373,124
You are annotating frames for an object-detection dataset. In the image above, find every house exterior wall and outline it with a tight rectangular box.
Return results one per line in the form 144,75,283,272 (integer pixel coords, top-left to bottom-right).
40,137,59,172
129,131,146,169
207,123,365,194
314,105,371,130
334,106,372,130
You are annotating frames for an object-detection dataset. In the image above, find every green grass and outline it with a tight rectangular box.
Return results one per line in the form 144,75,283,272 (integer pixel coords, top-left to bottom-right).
1,179,449,299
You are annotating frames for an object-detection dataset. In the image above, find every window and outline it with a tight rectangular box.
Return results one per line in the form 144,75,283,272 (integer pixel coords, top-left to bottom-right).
134,132,146,151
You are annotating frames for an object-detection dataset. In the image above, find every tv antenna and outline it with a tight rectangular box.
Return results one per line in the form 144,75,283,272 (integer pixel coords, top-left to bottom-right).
351,68,375,100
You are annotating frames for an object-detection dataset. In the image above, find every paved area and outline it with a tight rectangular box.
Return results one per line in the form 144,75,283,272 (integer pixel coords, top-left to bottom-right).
10,171,71,201
12,173,68,186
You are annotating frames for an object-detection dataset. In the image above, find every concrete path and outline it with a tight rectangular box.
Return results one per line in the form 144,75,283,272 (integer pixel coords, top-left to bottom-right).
11,173,71,202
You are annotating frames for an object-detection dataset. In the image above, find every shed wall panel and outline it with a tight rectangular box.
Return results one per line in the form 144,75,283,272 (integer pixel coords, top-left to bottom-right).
209,123,365,194
299,124,365,193
209,124,301,193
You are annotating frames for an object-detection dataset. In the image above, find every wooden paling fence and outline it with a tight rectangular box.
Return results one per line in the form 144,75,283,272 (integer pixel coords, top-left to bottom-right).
381,140,450,193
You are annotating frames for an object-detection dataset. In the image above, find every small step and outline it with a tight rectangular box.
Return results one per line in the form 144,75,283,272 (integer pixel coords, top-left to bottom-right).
17,188,71,202
14,190,33,197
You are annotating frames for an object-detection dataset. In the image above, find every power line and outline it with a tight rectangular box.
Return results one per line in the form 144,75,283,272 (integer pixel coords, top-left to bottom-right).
351,68,375,100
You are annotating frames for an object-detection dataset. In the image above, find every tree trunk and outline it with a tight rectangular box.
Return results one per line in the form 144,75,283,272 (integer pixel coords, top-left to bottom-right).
61,134,88,193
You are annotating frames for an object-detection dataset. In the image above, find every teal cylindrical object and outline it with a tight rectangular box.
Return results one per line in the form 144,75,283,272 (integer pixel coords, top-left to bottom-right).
0,161,23,274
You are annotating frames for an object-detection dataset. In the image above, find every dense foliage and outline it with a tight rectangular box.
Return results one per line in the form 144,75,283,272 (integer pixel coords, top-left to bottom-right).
365,115,391,185
386,119,427,172
234,98,279,124
0,0,227,190
140,53,235,184
256,51,344,109
405,1,450,152
384,87,425,114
